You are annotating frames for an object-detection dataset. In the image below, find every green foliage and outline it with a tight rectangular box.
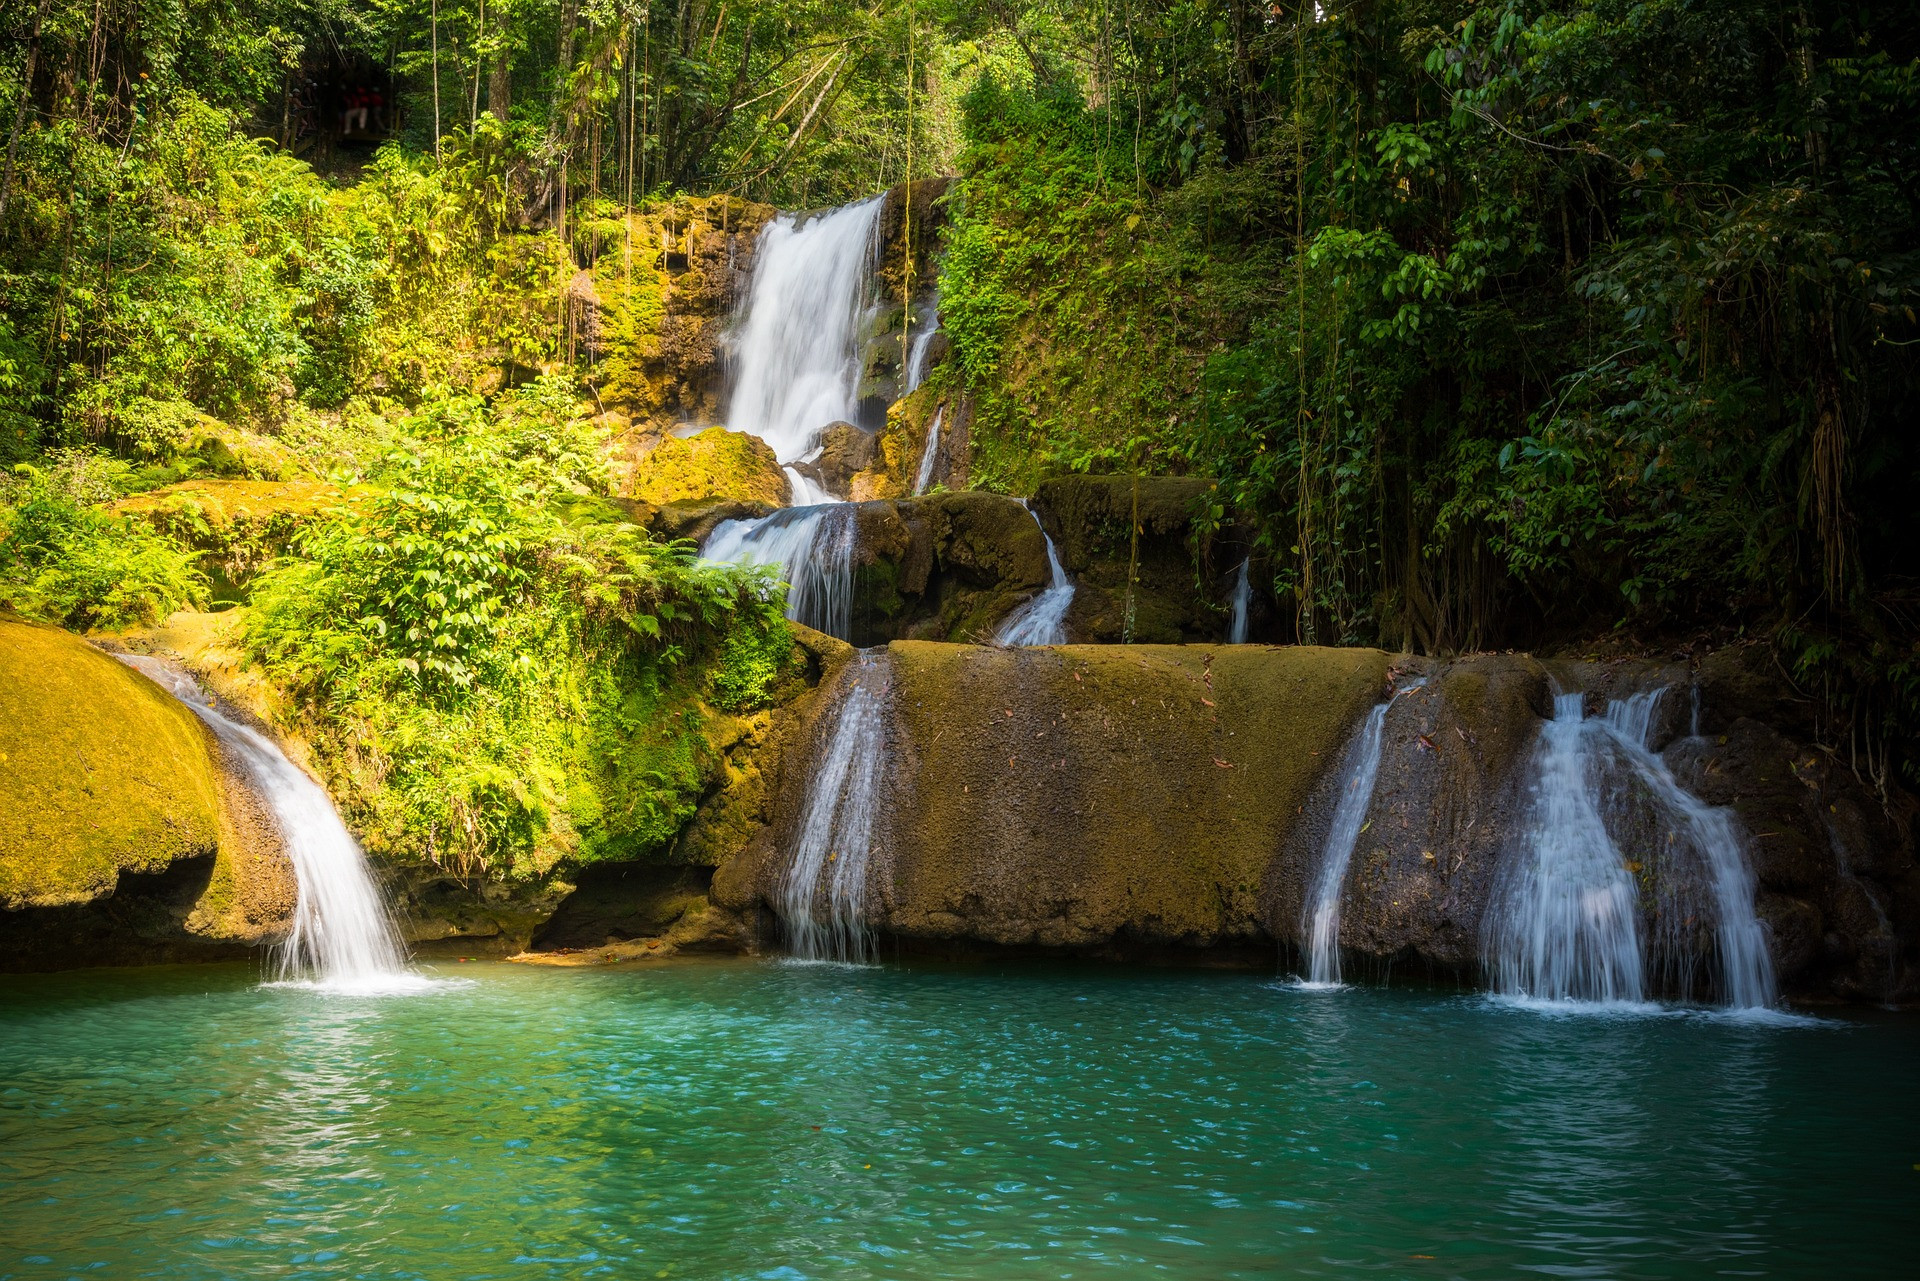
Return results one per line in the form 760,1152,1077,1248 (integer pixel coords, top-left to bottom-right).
0,451,204,629
937,1,1920,779
240,389,791,877
706,615,797,713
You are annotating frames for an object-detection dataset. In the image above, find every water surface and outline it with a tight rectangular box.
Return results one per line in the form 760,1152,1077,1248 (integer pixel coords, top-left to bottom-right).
1,960,1912,1279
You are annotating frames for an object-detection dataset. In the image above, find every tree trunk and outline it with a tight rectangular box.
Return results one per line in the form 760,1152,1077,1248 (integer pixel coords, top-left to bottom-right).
488,54,510,122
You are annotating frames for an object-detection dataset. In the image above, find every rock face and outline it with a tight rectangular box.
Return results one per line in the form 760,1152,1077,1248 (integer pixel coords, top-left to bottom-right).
701,642,1915,1002
1275,655,1554,980
627,427,790,507
840,493,1050,645
0,620,296,970
1034,475,1225,643
593,195,776,428
880,643,1393,958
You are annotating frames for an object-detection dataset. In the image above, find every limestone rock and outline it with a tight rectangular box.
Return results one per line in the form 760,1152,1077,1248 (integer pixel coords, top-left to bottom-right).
1034,474,1220,643
788,422,876,498
823,642,1385,959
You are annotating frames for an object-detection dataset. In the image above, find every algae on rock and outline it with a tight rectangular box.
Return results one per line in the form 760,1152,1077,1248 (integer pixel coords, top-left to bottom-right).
627,428,791,507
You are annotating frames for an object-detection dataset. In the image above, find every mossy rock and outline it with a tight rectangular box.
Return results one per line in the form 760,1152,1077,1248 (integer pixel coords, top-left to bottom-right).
0,619,226,909
873,642,1391,955
628,428,790,506
114,479,355,601
593,198,777,421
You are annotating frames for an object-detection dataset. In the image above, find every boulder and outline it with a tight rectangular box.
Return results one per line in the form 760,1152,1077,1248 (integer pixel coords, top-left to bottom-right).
0,619,228,909
0,620,295,969
628,427,790,507
792,421,876,498
1289,655,1554,978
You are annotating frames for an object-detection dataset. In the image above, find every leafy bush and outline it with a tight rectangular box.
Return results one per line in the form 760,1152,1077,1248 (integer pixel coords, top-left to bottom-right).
0,453,204,629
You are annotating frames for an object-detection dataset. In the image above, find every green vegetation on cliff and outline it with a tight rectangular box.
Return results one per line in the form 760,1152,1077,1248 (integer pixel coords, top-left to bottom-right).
933,1,1920,782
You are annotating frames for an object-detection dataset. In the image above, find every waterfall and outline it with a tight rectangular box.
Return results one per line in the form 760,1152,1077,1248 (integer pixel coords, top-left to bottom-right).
995,505,1076,646
1596,689,1776,1009
912,405,945,496
904,303,940,394
1299,679,1425,987
703,504,856,640
115,656,420,994
725,196,884,464
783,465,836,508
1226,558,1252,645
1486,693,1648,1005
778,652,890,963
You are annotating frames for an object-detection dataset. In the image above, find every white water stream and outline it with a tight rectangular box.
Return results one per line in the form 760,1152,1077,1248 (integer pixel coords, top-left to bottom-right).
724,196,885,464
1299,678,1425,986
704,505,856,640
1226,558,1252,645
1487,687,1776,1009
116,655,421,994
904,303,940,394
1487,692,1649,1005
1597,689,1776,1009
702,196,891,640
995,505,1076,646
778,652,890,963
912,404,945,496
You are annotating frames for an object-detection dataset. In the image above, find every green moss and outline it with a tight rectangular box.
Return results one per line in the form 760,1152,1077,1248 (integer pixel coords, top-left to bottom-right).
114,478,354,600
880,641,1391,947
628,428,789,506
707,619,799,714
0,619,225,908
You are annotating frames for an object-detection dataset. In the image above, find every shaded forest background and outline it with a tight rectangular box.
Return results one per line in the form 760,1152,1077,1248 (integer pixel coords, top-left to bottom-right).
2,0,1917,821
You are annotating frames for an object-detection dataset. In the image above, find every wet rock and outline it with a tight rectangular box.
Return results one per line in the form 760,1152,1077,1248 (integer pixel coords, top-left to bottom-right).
844,642,1385,959
649,497,777,546
842,492,1048,645
803,422,878,498
1291,655,1554,979
1033,475,1221,643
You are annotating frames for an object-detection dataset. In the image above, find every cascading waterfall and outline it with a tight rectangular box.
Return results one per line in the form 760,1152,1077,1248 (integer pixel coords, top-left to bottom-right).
703,505,856,639
724,195,885,464
778,652,890,963
1596,689,1776,1009
783,466,837,508
995,505,1076,646
703,194,893,639
1486,693,1648,1004
904,303,940,394
115,656,419,993
1299,679,1425,986
1226,558,1252,645
912,404,945,496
